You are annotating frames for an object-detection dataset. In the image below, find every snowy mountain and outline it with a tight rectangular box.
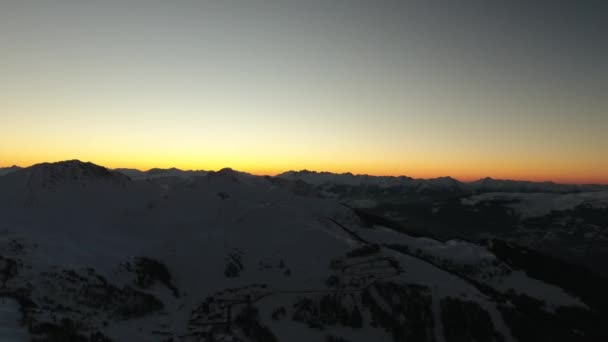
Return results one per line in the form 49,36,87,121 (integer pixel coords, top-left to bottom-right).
460,191,608,275
277,170,414,188
0,160,137,210
462,191,608,219
277,171,464,192
467,177,606,194
0,165,21,177
0,161,606,341
277,171,468,201
4,160,130,186
114,167,210,181
277,171,608,195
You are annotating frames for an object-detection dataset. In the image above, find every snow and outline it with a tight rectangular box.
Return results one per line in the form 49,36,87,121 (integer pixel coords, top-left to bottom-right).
0,160,598,341
0,161,362,340
0,166,20,177
467,178,606,193
356,226,495,266
277,170,415,188
278,170,607,194
0,297,27,341
115,167,210,180
462,191,608,218
487,271,586,311
354,225,586,310
347,199,378,208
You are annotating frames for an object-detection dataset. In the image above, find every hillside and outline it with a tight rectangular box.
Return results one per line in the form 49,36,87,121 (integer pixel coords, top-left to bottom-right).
0,161,606,341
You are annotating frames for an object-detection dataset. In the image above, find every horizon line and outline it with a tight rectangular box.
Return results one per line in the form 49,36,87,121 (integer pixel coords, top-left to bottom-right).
1,159,607,186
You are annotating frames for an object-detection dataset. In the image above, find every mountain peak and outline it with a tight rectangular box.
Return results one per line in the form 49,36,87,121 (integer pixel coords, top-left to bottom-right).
147,167,183,174
17,160,130,188
0,165,22,177
213,167,247,178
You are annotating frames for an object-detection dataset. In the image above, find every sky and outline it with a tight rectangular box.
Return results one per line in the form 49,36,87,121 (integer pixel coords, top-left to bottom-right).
1,1,607,183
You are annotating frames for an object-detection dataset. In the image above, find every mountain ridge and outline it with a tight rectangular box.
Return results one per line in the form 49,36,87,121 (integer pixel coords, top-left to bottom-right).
2,161,606,188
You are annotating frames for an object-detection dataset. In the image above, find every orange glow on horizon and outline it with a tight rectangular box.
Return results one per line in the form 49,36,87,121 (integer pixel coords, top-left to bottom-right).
1,2,607,188
1,155,606,185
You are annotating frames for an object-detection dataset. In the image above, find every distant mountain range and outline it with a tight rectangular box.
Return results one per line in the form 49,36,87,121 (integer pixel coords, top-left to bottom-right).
277,170,608,194
3,162,605,193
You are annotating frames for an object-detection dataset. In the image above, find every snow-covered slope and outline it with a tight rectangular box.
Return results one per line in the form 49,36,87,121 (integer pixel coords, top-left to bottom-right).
0,160,605,341
462,191,608,219
0,165,21,177
0,160,141,211
468,177,606,194
277,170,607,196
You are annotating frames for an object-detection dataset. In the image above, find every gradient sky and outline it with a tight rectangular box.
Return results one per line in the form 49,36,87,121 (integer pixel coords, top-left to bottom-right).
1,1,607,183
